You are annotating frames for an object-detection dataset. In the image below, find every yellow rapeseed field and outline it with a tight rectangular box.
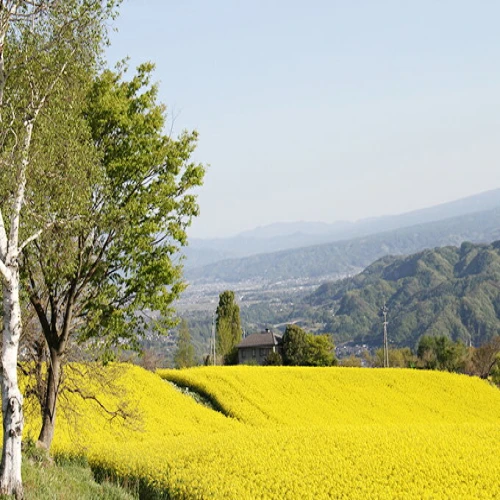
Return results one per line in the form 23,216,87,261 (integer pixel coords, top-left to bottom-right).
26,365,500,499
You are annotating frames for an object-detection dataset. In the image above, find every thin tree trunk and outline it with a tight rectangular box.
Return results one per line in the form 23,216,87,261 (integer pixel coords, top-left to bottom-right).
0,30,6,106
0,115,33,500
37,348,61,449
0,268,24,499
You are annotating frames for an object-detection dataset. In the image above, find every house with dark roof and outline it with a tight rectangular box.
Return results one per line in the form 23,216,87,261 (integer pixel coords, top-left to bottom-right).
237,329,283,365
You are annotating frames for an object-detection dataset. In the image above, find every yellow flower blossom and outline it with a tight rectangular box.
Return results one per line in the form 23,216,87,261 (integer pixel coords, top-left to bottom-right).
20,364,500,499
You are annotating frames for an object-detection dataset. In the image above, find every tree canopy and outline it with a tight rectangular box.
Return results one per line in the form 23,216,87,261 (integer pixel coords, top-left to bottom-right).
282,325,336,367
21,61,205,450
215,290,242,364
416,335,467,372
174,320,196,369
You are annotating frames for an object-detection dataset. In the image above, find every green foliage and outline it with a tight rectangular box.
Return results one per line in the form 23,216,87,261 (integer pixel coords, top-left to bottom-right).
216,291,242,361
23,61,206,357
302,242,500,348
417,335,467,372
282,325,336,366
282,325,309,366
76,63,205,351
339,355,363,367
305,334,337,367
174,320,196,369
0,1,119,222
263,351,283,366
223,346,239,366
491,362,500,386
367,348,416,368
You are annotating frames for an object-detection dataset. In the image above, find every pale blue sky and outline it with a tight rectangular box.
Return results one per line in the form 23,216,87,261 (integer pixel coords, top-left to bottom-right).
107,1,500,238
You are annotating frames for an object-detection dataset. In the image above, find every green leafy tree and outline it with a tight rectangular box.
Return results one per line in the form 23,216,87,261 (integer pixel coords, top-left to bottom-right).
282,325,336,366
417,335,438,369
264,351,283,366
417,335,467,372
305,334,336,367
174,320,196,369
0,1,118,494
215,291,242,363
22,63,205,450
491,361,500,386
282,324,309,366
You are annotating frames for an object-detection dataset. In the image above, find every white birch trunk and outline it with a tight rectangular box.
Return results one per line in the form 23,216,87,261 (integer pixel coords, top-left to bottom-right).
0,119,32,499
0,30,5,106
0,224,24,498
0,272,24,499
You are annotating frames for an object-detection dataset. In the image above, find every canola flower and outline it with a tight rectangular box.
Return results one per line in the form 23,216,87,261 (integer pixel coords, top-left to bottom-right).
22,365,500,499
158,366,500,427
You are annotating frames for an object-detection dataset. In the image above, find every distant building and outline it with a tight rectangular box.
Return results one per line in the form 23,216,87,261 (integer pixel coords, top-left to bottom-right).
237,329,283,365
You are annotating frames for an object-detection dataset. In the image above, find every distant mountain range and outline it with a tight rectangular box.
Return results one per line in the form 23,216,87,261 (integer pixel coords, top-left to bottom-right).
186,206,500,284
304,241,500,349
185,188,500,269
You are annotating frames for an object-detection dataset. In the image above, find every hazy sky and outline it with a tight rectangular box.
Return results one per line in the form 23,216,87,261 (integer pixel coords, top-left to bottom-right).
107,1,500,239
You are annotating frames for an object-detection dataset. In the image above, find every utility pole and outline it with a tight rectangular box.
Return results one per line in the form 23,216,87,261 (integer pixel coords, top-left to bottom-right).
381,303,389,368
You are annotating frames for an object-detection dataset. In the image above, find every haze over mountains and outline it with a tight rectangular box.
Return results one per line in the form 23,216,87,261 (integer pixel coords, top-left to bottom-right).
185,188,500,284
185,188,500,271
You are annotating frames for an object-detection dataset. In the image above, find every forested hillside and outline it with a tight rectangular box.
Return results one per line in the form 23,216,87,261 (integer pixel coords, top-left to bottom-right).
186,208,500,283
185,188,500,269
306,241,500,348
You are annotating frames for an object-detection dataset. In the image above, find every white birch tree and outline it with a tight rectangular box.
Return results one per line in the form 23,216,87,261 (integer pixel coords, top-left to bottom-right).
0,1,117,496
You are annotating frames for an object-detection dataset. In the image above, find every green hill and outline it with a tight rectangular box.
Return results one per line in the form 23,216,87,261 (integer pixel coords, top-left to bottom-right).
186,208,500,283
306,241,500,347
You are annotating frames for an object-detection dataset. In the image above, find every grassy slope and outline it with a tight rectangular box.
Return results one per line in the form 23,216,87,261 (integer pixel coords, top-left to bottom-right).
20,455,134,500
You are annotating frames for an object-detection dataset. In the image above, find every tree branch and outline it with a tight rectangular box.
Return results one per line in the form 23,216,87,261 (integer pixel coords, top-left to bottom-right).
18,218,57,253
8,120,31,255
63,386,131,422
0,208,7,260
58,278,77,354
18,228,43,253
0,257,12,281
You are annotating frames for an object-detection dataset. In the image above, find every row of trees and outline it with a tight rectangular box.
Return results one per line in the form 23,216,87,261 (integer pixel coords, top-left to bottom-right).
176,291,499,376
417,335,500,381
0,1,205,496
339,335,500,384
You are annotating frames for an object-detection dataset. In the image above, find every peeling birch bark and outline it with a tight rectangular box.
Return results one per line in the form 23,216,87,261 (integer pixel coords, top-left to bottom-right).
0,272,24,499
0,115,33,500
